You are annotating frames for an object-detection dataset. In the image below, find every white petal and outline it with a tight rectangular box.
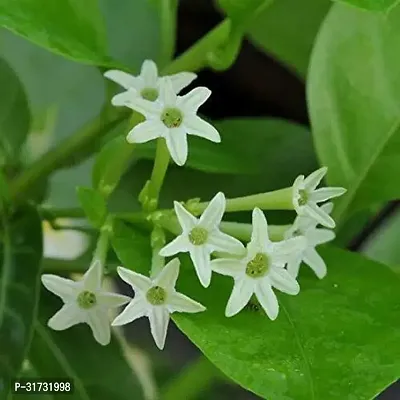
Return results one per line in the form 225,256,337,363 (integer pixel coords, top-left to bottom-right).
168,292,206,313
104,70,139,90
112,298,147,326
148,307,170,350
304,167,327,191
87,309,111,346
97,292,131,308
292,175,305,211
190,246,212,288
48,304,82,330
307,228,335,246
254,283,279,320
112,91,160,117
159,235,189,257
269,268,300,295
178,87,211,113
184,116,221,142
83,261,102,291
117,267,152,293
251,208,271,250
126,121,165,144
310,187,347,203
304,203,336,229
173,201,197,231
286,257,302,279
303,248,327,279
168,72,197,93
165,128,188,166
41,274,78,302
140,60,158,86
207,230,245,254
199,192,225,229
211,258,244,278
154,258,180,289
159,78,177,105
321,202,334,215
225,279,254,317
273,236,306,261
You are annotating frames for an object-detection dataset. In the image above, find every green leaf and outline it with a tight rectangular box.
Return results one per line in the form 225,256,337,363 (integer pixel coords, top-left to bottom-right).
248,0,331,76
28,290,144,400
137,118,315,175
0,205,43,394
216,0,272,24
308,3,400,222
0,0,110,66
173,247,400,400
77,186,107,228
109,223,400,399
0,57,30,162
92,136,135,199
334,0,399,12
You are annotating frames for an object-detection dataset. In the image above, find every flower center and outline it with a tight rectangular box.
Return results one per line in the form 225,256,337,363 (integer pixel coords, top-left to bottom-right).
140,87,158,102
188,227,208,245
161,107,183,128
77,290,97,309
245,253,269,278
146,286,167,306
298,189,309,206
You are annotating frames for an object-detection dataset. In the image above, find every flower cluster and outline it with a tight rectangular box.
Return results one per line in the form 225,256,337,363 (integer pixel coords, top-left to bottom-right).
41,60,346,350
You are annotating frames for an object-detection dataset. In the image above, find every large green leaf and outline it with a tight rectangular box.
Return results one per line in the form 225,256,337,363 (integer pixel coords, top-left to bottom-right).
308,3,400,222
28,290,144,400
248,0,331,76
110,223,400,399
77,186,107,228
0,206,43,395
334,0,399,12
0,57,30,163
0,0,110,66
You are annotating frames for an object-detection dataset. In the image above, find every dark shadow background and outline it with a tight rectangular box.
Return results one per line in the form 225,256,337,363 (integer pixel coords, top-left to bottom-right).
120,0,400,398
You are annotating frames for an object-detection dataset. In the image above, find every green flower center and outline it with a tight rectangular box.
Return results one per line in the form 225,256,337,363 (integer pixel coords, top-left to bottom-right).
140,87,158,102
245,253,269,278
146,286,167,306
161,107,183,128
77,290,97,309
298,189,309,206
188,227,209,246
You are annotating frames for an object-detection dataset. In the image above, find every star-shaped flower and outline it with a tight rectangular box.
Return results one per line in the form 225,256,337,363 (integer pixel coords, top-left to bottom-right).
285,203,335,279
112,77,221,166
112,258,205,350
211,208,304,320
292,167,346,229
41,261,130,345
159,192,245,288
104,59,196,102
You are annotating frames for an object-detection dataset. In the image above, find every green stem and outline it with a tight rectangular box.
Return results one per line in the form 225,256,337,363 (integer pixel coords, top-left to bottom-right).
39,207,86,220
220,221,290,242
92,217,113,268
146,138,171,211
192,187,294,214
158,0,178,67
150,226,166,277
42,258,93,273
162,356,221,400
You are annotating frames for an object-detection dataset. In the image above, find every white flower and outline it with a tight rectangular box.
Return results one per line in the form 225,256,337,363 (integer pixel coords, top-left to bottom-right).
292,167,346,229
285,203,335,279
112,77,221,166
159,192,245,288
104,59,196,102
112,258,205,350
211,208,304,320
41,261,130,345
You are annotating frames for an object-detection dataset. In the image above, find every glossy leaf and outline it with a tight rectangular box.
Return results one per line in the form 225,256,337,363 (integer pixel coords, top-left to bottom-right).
334,0,399,12
28,290,144,400
174,247,400,400
0,0,110,66
0,206,43,395
77,186,107,228
0,57,30,162
110,223,400,399
308,3,400,222
248,0,331,76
